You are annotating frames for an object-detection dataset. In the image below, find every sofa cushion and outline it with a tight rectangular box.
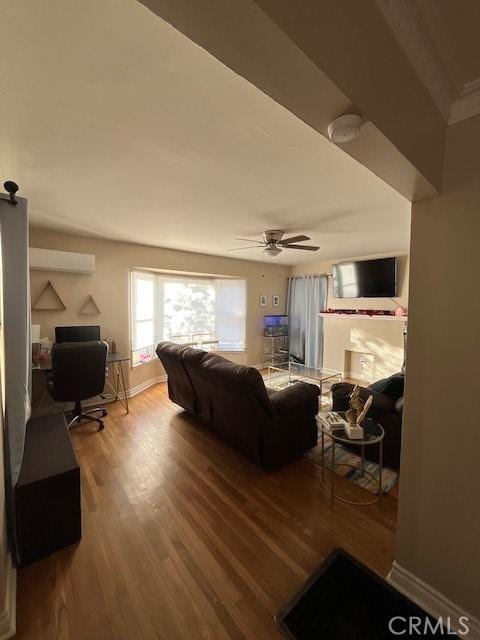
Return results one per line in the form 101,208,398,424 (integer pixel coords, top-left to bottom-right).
369,373,405,401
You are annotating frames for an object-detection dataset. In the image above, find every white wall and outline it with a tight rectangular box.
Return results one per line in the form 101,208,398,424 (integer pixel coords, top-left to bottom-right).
394,114,480,628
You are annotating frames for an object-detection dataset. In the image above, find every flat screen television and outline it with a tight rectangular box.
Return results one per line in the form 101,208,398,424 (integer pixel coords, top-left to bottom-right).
333,257,397,298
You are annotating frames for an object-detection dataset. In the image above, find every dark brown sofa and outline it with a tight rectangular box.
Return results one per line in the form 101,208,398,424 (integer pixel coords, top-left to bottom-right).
156,342,320,470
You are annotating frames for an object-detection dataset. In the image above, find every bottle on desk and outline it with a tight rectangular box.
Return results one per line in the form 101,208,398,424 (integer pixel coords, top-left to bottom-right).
111,340,117,354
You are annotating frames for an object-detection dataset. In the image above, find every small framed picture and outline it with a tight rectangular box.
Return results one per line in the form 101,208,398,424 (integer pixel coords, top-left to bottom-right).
260,294,267,307
272,295,280,307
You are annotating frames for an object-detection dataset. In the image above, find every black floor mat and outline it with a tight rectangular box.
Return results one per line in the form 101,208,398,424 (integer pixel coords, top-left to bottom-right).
275,549,453,639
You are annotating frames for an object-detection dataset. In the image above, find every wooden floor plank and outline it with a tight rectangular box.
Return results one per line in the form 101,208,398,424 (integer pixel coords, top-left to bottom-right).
16,382,397,639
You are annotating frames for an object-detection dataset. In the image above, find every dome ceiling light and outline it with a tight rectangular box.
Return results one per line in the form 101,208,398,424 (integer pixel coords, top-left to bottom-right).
327,114,364,144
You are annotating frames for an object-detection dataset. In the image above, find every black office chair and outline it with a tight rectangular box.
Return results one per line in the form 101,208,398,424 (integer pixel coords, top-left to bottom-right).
48,341,108,431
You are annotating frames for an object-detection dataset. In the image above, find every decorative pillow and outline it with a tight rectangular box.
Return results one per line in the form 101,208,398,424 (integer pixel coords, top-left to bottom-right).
369,373,404,401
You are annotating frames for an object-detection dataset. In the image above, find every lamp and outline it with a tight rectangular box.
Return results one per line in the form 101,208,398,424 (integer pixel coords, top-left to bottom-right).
264,246,282,257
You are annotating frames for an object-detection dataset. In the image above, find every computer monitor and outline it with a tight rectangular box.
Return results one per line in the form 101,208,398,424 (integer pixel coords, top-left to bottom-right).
55,325,101,343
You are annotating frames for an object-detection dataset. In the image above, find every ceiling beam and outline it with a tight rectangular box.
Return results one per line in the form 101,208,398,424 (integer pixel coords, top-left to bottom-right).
139,0,442,199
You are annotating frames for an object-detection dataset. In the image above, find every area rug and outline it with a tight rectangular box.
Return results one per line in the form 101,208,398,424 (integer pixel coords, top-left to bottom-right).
275,548,441,639
307,436,399,495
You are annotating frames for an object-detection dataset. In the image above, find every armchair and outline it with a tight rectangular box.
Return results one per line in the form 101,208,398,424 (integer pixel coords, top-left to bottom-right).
331,373,404,469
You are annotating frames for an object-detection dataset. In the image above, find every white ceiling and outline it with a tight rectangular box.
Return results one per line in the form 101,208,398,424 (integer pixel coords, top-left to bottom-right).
376,0,480,124
413,0,480,96
0,0,410,266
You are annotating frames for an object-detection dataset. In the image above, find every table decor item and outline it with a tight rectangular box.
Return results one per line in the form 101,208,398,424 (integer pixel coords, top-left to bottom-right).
345,386,373,439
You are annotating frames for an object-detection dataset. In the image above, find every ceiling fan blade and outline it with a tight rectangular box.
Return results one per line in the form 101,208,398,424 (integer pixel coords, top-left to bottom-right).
278,234,310,245
227,245,264,251
234,237,263,243
284,244,320,251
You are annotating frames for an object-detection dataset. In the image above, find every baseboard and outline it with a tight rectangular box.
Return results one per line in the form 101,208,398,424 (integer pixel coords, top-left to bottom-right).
388,561,480,638
126,375,167,398
0,557,16,639
83,375,168,409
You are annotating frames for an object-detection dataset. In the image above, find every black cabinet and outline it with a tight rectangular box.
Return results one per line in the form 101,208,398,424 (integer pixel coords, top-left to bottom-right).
15,413,81,567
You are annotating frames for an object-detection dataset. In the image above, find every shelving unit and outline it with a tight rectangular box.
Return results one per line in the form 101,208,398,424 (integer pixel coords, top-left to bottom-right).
263,314,289,367
263,335,289,367
79,295,101,315
32,280,66,311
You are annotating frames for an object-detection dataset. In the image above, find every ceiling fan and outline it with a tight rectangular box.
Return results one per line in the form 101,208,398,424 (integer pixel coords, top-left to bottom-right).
228,230,320,257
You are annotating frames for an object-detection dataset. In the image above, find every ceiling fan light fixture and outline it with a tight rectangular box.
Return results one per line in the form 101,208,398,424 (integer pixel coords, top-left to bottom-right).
228,229,319,256
264,246,282,257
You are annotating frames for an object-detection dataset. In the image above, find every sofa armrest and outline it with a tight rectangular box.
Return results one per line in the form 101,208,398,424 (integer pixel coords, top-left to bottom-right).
262,383,320,470
269,381,320,416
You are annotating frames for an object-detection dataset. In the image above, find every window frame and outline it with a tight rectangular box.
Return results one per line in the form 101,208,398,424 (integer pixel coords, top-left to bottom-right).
130,270,157,367
130,269,247,367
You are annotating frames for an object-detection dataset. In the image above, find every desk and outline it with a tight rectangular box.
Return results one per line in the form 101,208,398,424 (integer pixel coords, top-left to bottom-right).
33,352,130,414
104,353,130,413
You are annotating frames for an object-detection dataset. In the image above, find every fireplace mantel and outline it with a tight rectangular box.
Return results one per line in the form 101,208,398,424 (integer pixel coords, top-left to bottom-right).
320,313,407,322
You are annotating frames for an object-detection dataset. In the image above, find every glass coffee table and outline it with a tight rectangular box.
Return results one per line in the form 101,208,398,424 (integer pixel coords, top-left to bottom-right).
316,412,385,507
265,362,342,395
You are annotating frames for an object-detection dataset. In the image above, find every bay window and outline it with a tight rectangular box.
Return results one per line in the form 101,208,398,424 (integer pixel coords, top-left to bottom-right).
131,271,246,365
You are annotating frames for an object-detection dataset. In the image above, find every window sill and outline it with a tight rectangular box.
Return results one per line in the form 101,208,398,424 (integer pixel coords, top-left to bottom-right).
217,349,246,354
131,347,246,367
131,359,156,369
131,349,246,367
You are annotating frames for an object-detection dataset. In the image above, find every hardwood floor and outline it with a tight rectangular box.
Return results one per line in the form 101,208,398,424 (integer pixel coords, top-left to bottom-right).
16,383,397,640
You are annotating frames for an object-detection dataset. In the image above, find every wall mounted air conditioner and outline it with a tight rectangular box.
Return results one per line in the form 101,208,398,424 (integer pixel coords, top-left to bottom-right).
29,247,95,274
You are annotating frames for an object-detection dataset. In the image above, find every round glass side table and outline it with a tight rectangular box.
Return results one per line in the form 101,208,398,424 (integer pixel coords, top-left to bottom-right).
316,413,385,507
